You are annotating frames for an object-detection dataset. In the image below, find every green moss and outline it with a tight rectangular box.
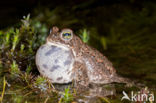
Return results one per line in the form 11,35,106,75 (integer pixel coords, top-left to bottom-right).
10,61,21,75
61,86,73,103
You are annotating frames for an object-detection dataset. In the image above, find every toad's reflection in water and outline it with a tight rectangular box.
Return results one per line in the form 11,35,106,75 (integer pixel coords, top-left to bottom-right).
88,84,116,97
54,83,117,103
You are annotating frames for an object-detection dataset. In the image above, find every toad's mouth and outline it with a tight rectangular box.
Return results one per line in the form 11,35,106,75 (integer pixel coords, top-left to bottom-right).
47,41,70,50
46,41,76,57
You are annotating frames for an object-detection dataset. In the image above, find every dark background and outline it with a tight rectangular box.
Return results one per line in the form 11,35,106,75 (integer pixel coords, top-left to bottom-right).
0,0,154,28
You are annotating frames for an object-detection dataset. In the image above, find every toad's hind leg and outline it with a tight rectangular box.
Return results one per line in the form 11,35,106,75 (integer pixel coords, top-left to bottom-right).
109,74,135,87
111,74,130,83
72,61,89,88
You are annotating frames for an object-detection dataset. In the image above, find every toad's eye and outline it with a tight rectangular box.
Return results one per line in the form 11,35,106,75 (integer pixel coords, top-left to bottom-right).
62,32,72,40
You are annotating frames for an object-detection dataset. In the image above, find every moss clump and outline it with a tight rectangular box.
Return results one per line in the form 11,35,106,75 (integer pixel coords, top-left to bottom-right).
10,60,20,75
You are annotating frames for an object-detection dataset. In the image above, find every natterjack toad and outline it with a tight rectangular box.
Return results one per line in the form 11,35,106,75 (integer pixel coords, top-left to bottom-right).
35,26,128,86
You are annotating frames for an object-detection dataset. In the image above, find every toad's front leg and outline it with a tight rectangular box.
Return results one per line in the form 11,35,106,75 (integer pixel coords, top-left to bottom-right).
71,61,89,89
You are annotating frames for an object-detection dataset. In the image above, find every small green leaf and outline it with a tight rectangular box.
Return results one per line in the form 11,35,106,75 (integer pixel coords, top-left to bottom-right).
100,37,107,50
80,29,89,43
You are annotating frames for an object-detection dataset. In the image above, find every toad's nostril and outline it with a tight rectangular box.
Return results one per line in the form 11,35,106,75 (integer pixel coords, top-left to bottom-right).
52,34,57,38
